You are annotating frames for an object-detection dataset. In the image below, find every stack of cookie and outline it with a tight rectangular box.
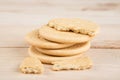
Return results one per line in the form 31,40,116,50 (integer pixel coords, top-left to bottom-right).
26,18,99,64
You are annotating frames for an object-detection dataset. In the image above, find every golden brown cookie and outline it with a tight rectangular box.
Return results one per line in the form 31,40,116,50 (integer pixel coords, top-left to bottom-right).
19,57,44,74
52,56,92,71
28,46,84,64
36,42,90,56
48,18,99,36
39,25,91,43
26,29,75,49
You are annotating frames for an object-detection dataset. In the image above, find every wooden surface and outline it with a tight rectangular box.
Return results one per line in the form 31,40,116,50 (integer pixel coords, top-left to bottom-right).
0,0,120,80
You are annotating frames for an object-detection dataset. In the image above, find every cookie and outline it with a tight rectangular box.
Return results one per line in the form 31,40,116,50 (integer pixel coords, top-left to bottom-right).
36,42,90,56
29,46,84,64
48,18,99,36
19,57,44,74
52,56,92,71
39,25,91,43
26,29,75,49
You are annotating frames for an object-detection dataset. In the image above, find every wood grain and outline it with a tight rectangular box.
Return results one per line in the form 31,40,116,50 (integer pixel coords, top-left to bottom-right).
0,0,120,79
0,48,120,80
0,23,120,49
0,0,120,49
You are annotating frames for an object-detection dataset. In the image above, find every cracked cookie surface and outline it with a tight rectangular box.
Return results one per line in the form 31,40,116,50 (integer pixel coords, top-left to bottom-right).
48,18,99,36
52,56,92,71
39,26,91,43
20,57,44,74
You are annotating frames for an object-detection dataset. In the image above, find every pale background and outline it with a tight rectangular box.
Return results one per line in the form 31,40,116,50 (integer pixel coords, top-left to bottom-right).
0,0,120,80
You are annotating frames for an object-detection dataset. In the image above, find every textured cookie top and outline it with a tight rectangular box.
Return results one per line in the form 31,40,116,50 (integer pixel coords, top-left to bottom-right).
48,18,99,36
19,57,44,74
52,56,92,71
39,26,91,43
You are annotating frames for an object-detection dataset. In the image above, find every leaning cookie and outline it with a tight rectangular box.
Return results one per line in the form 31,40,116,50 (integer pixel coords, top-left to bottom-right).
48,18,99,36
26,29,75,49
36,42,90,56
28,46,84,64
39,25,92,43
52,56,92,71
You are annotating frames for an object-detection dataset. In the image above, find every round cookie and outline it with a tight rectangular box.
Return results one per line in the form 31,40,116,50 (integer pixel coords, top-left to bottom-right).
36,42,90,56
29,46,84,64
26,29,75,49
48,18,99,36
39,26,91,43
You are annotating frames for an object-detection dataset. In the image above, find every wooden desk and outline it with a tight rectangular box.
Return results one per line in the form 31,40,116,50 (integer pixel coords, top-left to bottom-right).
0,0,120,80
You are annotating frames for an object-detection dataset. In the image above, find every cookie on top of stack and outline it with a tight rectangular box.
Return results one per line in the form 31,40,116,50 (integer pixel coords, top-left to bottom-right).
25,18,99,71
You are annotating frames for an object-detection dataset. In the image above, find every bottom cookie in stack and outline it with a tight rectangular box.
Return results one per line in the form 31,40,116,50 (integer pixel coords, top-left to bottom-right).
29,46,85,64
